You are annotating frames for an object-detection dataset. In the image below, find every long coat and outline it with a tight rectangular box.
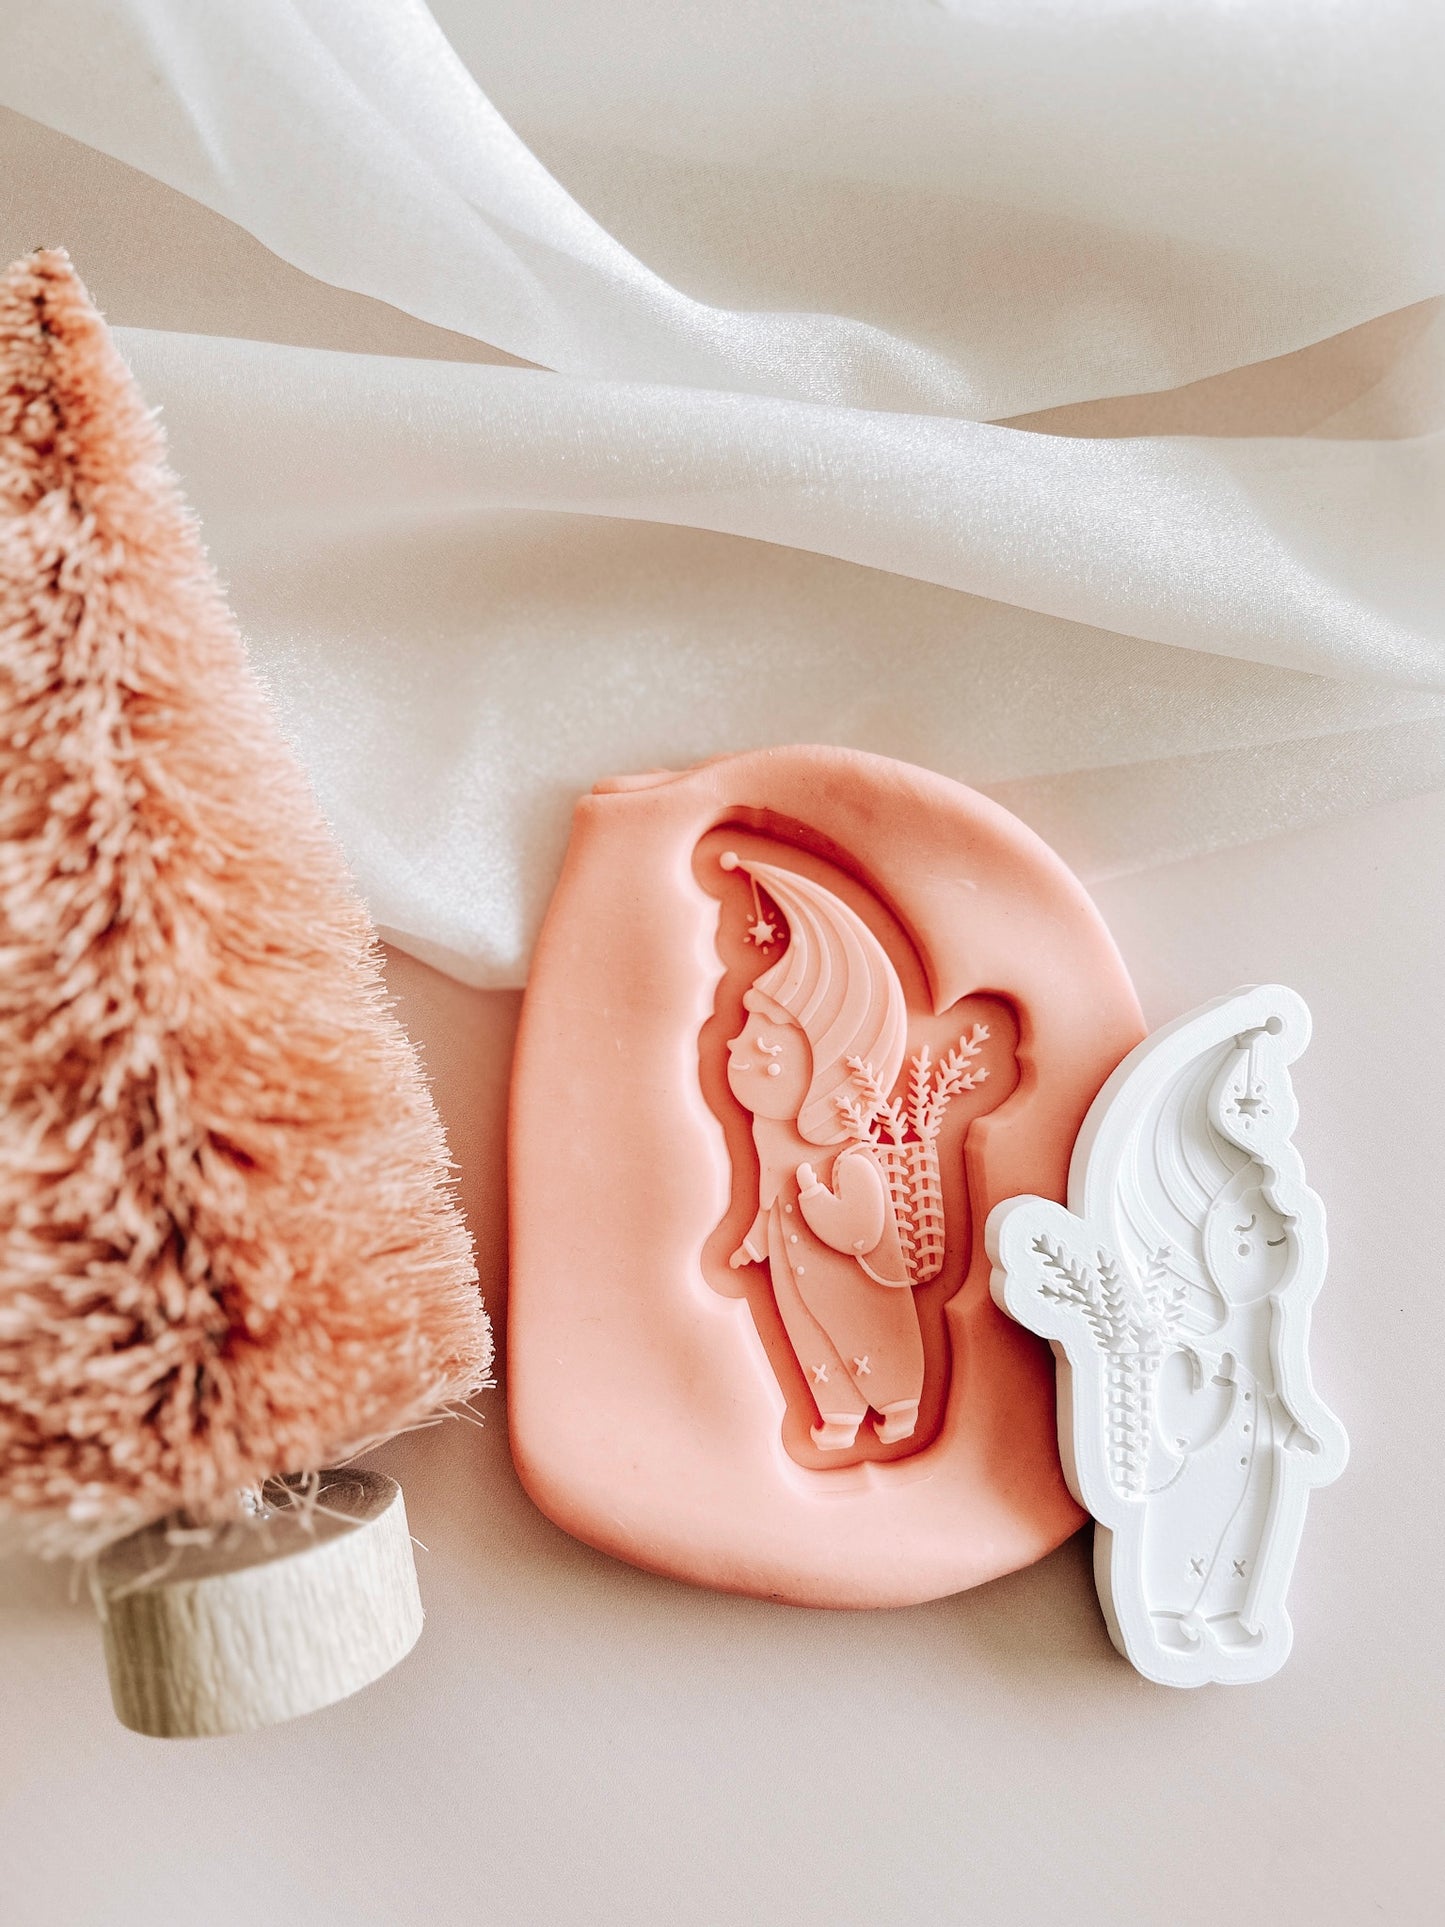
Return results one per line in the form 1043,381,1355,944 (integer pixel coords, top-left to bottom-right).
764,1146,924,1419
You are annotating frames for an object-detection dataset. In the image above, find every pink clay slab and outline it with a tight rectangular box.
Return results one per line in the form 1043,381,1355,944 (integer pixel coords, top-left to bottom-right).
507,747,1145,1607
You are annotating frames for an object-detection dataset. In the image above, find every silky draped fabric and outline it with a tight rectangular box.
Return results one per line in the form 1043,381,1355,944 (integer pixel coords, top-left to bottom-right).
5,0,1445,415
1,2,1442,987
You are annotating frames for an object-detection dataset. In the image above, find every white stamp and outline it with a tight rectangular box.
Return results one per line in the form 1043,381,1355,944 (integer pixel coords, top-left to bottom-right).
988,986,1348,1686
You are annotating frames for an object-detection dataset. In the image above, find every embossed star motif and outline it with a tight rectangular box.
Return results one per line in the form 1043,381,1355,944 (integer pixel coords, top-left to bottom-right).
746,916,777,948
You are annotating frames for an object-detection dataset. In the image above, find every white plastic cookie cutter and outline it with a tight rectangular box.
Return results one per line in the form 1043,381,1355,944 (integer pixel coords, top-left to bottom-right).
988,986,1347,1686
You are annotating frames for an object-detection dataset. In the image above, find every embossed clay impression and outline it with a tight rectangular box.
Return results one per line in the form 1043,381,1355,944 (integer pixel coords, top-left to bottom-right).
508,747,1145,1606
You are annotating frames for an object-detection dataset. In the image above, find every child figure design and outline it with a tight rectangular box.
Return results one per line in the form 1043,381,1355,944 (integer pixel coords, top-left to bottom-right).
719,852,989,1453
989,986,1348,1685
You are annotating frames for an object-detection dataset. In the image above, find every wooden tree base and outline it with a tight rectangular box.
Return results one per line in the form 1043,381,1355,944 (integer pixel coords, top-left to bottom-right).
95,1469,423,1737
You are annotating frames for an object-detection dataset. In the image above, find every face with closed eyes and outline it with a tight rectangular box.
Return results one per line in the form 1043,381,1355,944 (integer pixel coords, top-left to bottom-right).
1204,1179,1293,1303
726,1007,812,1121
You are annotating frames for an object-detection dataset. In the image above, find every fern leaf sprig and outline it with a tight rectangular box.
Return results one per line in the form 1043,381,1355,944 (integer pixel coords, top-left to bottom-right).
1132,1244,1190,1344
843,1056,906,1143
835,1092,874,1143
845,1055,888,1118
907,1045,933,1140
1098,1252,1146,1348
1032,1234,1116,1349
920,1023,991,1137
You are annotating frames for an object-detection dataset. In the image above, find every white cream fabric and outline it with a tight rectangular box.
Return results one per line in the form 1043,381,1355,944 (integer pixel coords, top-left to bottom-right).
2,1,1442,985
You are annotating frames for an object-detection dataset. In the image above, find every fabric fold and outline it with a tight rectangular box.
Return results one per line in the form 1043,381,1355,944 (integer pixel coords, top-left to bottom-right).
119,330,1445,689
99,325,1445,985
4,3,1441,986
4,0,1444,417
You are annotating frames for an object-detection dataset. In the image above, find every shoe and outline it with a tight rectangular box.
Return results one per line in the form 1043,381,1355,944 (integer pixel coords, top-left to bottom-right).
875,1400,919,1444
811,1414,863,1450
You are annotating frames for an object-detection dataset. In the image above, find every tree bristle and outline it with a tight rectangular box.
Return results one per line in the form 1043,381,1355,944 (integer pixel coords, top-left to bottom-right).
0,252,493,1554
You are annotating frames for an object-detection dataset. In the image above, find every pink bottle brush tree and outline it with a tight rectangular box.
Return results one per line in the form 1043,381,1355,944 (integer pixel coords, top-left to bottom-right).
0,250,493,1560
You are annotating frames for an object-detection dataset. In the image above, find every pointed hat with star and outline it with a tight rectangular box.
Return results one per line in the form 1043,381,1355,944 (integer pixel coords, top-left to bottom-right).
721,851,906,1144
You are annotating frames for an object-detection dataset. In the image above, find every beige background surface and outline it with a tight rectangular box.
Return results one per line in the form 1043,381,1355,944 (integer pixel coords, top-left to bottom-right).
2,56,1442,1925
3,787,1440,1926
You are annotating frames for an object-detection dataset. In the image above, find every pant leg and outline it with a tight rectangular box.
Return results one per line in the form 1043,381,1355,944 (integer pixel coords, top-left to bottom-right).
767,1212,865,1421
794,1251,925,1412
